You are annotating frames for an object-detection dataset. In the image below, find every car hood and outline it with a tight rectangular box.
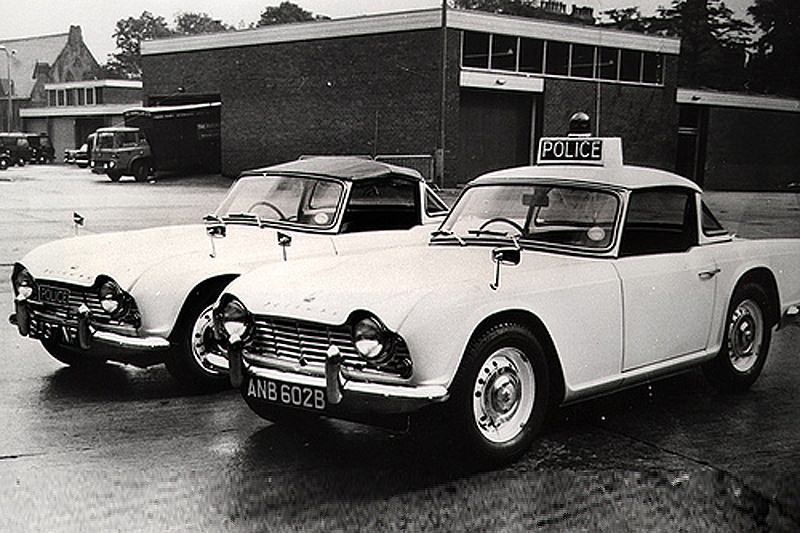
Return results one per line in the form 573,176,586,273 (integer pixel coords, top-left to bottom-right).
20,224,434,290
227,244,582,329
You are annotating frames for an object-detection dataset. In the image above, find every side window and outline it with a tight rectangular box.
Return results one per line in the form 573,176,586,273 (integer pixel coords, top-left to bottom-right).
620,188,697,256
342,177,418,233
425,187,449,216
701,201,727,236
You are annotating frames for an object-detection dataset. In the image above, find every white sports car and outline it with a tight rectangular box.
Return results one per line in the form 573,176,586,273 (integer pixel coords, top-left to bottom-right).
10,157,448,389
215,136,800,464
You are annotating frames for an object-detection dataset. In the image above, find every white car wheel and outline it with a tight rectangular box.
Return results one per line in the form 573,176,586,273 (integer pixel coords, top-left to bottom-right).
472,347,535,444
727,299,764,373
189,303,228,376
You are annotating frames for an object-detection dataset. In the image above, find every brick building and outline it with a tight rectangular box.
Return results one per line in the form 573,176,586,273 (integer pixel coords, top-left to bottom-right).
141,8,679,186
140,7,799,190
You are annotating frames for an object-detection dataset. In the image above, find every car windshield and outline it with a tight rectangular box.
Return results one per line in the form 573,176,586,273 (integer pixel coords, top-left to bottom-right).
215,174,345,229
97,133,115,149
436,183,620,251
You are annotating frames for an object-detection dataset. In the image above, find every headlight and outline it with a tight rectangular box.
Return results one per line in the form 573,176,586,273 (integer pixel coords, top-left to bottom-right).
213,297,253,346
12,266,36,301
352,315,394,364
98,279,128,317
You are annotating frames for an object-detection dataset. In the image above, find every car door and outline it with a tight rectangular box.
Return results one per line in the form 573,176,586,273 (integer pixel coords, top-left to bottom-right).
614,187,718,371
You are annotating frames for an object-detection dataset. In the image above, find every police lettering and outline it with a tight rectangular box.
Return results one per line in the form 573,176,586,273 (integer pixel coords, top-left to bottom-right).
539,138,603,163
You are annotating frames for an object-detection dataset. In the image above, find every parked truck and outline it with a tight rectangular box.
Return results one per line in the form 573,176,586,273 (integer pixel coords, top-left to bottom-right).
92,102,221,182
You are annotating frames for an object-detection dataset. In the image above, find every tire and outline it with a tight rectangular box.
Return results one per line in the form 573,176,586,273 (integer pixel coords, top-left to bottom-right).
133,161,150,182
165,300,230,391
77,162,88,169
107,170,122,182
447,322,551,465
702,283,772,393
40,339,104,367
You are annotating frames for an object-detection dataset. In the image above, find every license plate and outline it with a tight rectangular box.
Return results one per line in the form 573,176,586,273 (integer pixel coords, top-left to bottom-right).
38,285,70,306
30,319,79,346
246,377,326,411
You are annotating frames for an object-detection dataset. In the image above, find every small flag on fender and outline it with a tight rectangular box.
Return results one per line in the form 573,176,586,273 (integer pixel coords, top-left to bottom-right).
73,212,85,226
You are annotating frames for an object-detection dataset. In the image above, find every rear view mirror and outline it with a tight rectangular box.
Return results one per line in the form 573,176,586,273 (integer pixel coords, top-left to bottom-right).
522,190,550,208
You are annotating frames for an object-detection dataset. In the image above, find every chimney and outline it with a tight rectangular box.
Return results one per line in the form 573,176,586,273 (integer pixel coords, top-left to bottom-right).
68,25,82,46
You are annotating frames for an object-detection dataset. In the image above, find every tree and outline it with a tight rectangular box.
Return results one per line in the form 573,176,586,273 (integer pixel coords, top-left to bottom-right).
601,1,752,91
174,12,233,35
747,0,800,96
257,2,330,26
104,12,175,79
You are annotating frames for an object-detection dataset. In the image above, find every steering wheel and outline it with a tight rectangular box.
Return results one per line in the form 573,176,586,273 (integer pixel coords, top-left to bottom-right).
477,217,524,234
247,201,287,220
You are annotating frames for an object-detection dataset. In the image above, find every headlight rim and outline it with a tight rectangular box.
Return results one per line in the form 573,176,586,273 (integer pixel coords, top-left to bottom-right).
351,313,396,365
12,265,37,301
98,278,130,318
213,295,254,347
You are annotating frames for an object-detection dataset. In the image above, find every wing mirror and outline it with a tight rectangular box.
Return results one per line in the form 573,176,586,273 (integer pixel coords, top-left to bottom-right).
204,214,227,239
490,246,520,291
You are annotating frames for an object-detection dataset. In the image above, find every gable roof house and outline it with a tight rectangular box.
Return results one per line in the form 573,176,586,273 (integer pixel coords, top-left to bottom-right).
1,26,100,131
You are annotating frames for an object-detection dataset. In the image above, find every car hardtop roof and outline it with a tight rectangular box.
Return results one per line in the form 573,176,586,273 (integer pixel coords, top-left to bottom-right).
242,156,424,181
470,164,702,193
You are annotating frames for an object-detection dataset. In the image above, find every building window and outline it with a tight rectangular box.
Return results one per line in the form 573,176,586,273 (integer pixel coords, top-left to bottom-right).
66,89,75,106
462,31,490,68
460,30,664,87
519,38,544,73
95,87,103,104
598,47,619,80
491,34,518,71
545,41,569,76
642,53,663,84
48,90,56,107
620,49,642,82
86,88,94,105
57,90,65,106
78,88,85,106
570,44,595,78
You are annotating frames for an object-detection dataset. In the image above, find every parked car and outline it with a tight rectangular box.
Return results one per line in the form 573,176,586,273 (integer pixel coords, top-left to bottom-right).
25,133,55,163
0,132,32,165
10,157,449,390
65,133,95,168
0,149,11,171
217,135,800,465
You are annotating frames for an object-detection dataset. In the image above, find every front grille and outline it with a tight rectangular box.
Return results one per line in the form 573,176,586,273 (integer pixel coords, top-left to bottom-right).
28,280,139,327
245,315,410,376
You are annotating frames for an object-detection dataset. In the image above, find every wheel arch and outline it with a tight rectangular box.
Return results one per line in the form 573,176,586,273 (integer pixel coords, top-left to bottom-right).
732,267,780,328
168,274,239,343
466,309,566,407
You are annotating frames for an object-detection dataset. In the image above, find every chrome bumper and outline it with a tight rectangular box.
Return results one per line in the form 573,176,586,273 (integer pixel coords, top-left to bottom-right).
10,299,170,352
232,346,448,416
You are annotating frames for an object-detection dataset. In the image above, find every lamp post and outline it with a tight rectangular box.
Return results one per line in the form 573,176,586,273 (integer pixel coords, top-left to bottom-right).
0,45,16,132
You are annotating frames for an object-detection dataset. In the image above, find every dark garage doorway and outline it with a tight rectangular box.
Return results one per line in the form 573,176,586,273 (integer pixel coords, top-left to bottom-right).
458,88,535,183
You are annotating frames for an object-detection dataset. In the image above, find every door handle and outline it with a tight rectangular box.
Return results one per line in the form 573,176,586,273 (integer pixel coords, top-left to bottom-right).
698,268,721,280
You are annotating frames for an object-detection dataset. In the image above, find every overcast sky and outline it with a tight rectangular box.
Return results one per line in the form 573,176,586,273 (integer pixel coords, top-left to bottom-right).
0,0,756,63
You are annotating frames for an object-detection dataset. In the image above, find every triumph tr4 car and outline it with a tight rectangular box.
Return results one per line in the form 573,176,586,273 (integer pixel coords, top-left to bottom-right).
215,136,800,464
10,157,448,390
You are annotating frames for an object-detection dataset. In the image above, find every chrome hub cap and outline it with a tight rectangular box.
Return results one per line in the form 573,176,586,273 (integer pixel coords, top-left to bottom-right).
727,299,763,373
472,347,535,443
191,305,229,375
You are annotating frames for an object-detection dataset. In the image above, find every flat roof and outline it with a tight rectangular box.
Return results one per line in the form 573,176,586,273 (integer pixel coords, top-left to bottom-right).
142,8,680,57
677,88,800,114
44,80,143,91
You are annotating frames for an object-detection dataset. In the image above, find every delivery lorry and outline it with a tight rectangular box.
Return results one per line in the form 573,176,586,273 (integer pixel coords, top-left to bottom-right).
92,102,221,182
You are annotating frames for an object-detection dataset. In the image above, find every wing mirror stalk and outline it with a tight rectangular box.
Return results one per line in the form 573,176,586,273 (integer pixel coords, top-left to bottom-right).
204,214,227,258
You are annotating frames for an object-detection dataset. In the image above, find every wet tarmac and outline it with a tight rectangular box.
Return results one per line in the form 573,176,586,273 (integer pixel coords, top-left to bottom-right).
1,165,799,531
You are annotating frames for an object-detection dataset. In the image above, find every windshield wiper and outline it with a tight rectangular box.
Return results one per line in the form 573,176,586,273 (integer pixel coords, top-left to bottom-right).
467,228,511,238
431,229,465,246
